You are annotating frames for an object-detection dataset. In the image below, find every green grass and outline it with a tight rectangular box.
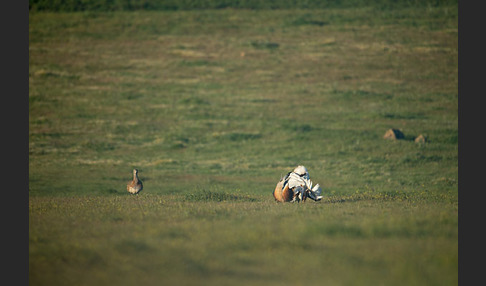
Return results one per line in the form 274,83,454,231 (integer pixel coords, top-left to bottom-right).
28,0,459,12
29,193,457,286
29,6,457,286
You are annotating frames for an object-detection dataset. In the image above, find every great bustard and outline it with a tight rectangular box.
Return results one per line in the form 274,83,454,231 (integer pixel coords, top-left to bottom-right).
127,169,143,194
273,165,322,202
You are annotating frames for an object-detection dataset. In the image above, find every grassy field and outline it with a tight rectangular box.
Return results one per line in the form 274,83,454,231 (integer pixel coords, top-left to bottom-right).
29,5,458,286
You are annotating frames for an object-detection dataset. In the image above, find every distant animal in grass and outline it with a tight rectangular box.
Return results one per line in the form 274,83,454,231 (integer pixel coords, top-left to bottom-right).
273,165,322,202
127,169,143,194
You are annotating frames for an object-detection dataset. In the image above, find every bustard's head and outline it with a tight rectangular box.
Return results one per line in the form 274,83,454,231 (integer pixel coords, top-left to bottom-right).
133,169,139,176
293,165,308,176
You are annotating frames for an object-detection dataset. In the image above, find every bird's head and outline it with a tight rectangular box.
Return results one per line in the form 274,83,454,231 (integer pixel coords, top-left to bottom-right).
293,165,309,178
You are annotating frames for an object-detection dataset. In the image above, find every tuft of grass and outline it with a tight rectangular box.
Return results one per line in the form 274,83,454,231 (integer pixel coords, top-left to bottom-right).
183,189,258,202
290,14,329,26
250,41,280,50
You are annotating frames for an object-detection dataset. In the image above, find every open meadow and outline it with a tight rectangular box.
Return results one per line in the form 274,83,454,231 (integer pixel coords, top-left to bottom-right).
29,3,458,285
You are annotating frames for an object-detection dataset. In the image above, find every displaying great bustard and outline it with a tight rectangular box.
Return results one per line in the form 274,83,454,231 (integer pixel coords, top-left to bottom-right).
273,165,322,202
127,169,143,194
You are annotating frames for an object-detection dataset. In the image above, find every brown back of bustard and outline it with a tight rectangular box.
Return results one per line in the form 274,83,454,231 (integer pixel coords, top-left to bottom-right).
273,179,293,202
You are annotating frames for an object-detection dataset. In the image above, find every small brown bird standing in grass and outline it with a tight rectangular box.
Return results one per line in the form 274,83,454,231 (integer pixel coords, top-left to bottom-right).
127,169,143,194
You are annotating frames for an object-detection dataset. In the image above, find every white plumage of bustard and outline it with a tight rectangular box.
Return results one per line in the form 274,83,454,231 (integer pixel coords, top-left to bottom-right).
273,165,322,202
127,169,143,194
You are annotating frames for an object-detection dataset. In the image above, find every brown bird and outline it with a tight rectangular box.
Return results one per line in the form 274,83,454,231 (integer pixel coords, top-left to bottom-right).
127,169,143,194
273,175,294,202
